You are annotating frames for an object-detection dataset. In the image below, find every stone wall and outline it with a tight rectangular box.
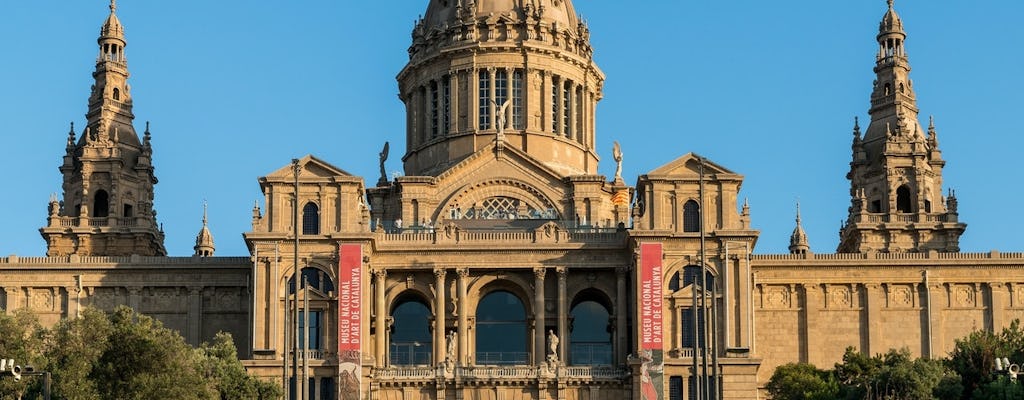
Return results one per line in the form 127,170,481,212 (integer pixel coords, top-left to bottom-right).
0,255,251,351
752,252,1024,384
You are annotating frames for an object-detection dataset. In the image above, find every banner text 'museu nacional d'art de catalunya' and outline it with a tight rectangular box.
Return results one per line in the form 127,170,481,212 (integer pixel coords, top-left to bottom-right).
338,244,362,400
640,243,664,400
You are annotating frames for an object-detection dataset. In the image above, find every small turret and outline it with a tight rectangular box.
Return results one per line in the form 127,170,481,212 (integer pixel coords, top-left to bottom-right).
194,201,215,257
789,202,811,255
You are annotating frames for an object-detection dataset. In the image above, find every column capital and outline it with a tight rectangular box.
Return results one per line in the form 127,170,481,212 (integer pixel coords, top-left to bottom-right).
616,266,628,276
556,266,567,279
188,286,203,296
433,268,447,279
373,269,388,280
127,286,144,295
456,268,469,279
533,267,547,280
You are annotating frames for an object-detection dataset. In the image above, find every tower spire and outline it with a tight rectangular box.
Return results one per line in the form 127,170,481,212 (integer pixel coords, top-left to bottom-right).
838,2,965,254
789,201,811,255
40,2,165,257
194,200,216,257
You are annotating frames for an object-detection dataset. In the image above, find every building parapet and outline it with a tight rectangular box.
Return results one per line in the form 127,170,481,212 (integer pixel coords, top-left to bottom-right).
0,255,251,267
752,251,1024,262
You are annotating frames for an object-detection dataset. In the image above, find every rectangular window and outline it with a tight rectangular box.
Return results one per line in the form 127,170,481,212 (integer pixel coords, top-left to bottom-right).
298,310,322,350
495,69,508,130
512,70,524,129
552,78,560,133
669,376,684,400
479,70,491,130
430,82,439,139
563,81,572,138
442,75,451,135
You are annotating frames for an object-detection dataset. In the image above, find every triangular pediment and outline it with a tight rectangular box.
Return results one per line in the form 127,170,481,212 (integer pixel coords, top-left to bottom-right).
263,154,353,181
645,153,740,180
412,143,575,220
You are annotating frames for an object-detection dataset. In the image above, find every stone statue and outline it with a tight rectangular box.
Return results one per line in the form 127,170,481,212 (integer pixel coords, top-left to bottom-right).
491,99,512,142
547,330,559,360
446,331,457,362
612,141,623,182
378,141,389,184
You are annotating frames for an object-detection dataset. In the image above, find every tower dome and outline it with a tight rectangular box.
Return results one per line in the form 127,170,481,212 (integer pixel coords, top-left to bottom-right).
398,0,603,178
423,0,579,33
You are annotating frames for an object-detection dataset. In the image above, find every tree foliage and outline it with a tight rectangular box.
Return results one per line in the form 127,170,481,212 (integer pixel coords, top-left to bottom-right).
766,362,839,400
1,306,280,400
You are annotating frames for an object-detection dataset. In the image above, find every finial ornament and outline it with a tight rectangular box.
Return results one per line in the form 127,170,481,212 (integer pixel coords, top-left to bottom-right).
110,0,117,13
887,0,894,9
202,199,209,226
796,200,802,226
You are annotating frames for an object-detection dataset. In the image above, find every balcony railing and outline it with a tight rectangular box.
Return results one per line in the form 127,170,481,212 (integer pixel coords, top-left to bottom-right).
475,351,529,365
372,364,628,383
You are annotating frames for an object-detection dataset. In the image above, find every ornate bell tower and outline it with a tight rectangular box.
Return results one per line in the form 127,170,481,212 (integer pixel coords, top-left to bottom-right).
838,0,966,253
40,1,166,256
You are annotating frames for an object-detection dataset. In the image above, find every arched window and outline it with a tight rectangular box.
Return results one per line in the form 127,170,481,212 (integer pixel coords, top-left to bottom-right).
683,200,700,233
390,299,433,365
570,300,612,365
93,190,109,218
288,267,335,294
302,202,319,235
476,290,528,365
112,87,120,101
896,185,913,213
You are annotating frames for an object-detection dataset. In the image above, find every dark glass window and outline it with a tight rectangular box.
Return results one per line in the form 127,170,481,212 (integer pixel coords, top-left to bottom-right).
390,300,433,365
302,202,319,235
442,75,451,135
683,200,700,233
896,185,913,213
430,81,439,138
298,310,322,350
476,291,528,365
94,190,109,218
512,70,524,129
479,70,491,130
569,300,612,365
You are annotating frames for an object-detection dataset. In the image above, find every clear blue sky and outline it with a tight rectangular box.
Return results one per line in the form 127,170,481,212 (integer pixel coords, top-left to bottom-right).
2,1,1022,257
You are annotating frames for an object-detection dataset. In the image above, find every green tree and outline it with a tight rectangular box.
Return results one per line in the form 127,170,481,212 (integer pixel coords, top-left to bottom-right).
766,362,840,400
44,308,113,400
89,306,215,400
834,347,882,399
0,309,46,399
948,328,1006,398
199,331,281,400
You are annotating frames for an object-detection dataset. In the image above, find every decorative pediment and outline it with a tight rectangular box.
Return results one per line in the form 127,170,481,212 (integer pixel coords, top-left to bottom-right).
420,143,574,221
262,154,353,181
644,153,741,181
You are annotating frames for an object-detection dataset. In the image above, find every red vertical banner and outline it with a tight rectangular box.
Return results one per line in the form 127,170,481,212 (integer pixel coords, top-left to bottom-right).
338,244,362,400
639,242,664,400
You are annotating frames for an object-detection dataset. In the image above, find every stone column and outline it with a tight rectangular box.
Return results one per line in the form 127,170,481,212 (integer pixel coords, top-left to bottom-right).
457,268,469,365
470,69,479,132
448,73,459,134
568,82,577,141
188,286,203,346
616,267,628,365
505,68,514,129
66,283,82,319
127,286,143,312
434,268,447,365
533,267,547,365
556,267,568,363
802,284,821,365
990,282,1007,333
374,269,388,367
863,283,884,355
541,71,551,133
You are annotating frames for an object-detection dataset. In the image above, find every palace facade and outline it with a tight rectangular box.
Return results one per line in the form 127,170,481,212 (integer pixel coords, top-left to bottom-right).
4,1,1024,399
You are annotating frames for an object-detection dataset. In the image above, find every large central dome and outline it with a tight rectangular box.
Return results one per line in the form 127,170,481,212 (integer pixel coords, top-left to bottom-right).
423,0,579,32
398,0,603,178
